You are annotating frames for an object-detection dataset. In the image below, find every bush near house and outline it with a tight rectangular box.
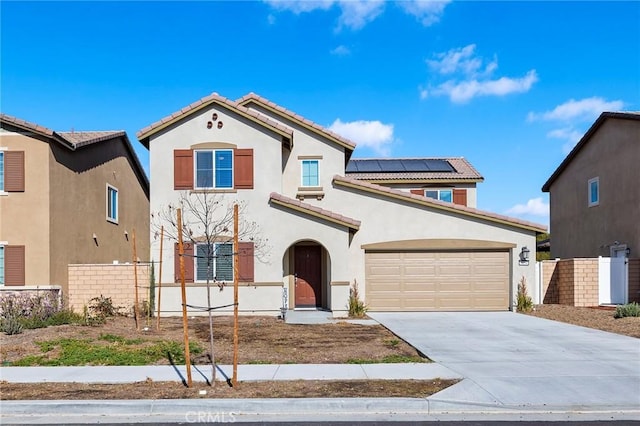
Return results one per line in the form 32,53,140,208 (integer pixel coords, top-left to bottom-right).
614,302,640,319
0,292,82,335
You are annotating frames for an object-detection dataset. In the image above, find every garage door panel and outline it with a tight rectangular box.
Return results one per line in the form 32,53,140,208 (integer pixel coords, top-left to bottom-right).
366,250,509,311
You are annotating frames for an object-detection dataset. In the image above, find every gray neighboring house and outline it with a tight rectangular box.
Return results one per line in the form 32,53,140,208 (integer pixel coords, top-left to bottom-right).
542,111,640,259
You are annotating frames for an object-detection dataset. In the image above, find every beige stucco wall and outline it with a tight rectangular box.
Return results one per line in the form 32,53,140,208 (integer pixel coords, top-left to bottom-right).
0,130,51,285
549,118,640,258
49,137,150,298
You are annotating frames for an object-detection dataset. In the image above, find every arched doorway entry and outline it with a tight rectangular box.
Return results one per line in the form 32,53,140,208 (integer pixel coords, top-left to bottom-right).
283,240,331,309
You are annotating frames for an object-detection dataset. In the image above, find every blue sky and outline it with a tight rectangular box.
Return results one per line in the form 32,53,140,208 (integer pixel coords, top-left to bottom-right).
2,1,639,228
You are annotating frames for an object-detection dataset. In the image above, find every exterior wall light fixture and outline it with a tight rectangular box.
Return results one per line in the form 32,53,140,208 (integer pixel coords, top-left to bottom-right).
519,246,530,265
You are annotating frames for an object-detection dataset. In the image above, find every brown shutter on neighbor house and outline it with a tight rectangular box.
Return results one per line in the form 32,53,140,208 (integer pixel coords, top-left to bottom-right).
453,189,467,206
238,242,254,282
174,243,194,283
234,149,254,189
4,151,25,192
174,150,194,190
4,245,25,286
410,189,423,196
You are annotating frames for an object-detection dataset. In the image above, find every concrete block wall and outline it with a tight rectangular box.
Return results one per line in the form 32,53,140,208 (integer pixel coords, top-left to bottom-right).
541,260,559,304
567,259,599,307
540,258,599,307
68,263,151,313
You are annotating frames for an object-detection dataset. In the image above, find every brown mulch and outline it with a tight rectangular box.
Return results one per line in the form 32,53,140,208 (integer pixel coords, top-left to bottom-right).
0,315,424,366
0,379,457,400
524,304,640,338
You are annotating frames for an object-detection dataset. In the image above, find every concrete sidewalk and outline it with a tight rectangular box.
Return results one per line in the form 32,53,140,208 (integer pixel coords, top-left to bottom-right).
0,363,460,384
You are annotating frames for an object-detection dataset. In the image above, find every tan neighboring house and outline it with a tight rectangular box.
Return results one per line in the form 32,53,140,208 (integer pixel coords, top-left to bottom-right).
0,114,149,300
139,91,546,316
542,112,640,259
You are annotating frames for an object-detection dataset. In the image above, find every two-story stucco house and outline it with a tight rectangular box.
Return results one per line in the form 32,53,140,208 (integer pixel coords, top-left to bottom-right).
139,92,546,316
0,114,150,300
542,112,640,259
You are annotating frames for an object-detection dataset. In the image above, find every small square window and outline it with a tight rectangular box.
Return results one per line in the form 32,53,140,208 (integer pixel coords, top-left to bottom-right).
588,177,599,207
425,189,453,203
107,185,118,223
301,160,319,187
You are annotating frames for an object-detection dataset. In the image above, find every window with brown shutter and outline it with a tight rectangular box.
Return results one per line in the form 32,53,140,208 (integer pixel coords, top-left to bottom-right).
4,151,25,192
174,242,194,283
4,245,25,286
453,189,467,206
234,149,254,189
174,150,194,190
238,241,254,282
410,189,423,196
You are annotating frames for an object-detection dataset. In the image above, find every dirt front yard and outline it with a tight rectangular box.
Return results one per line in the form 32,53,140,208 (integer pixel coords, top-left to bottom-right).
524,304,640,338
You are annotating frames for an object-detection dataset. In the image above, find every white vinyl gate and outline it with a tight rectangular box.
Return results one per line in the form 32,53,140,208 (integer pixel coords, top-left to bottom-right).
599,256,629,305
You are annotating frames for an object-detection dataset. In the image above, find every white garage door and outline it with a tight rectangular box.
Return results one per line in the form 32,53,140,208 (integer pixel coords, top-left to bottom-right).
365,250,510,311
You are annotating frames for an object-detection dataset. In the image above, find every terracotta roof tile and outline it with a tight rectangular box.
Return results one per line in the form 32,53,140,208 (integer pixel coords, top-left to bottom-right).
346,157,483,181
237,92,357,150
58,131,125,147
269,192,361,230
333,175,546,233
0,113,55,137
136,92,293,144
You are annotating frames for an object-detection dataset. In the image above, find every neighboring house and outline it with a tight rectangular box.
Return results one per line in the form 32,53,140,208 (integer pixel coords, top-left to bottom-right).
0,114,150,301
542,112,640,259
138,92,545,316
346,158,482,208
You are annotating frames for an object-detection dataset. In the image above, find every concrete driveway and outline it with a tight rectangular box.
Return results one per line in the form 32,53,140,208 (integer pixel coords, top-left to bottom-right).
369,312,640,412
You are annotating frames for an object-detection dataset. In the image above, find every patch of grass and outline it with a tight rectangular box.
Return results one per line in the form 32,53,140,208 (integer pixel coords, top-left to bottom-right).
9,337,202,366
246,360,273,365
384,338,400,348
614,302,640,319
346,354,426,364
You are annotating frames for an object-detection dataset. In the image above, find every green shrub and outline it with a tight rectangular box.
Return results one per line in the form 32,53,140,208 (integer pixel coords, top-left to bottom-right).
88,295,119,317
516,276,533,313
347,279,368,318
0,315,24,335
614,302,640,319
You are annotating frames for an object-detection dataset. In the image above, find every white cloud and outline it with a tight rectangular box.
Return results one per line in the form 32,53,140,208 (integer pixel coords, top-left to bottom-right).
264,0,334,14
267,13,276,25
421,45,537,103
396,0,450,26
547,127,584,154
328,118,394,155
432,70,538,104
330,44,351,56
506,197,549,217
527,97,625,122
336,0,385,31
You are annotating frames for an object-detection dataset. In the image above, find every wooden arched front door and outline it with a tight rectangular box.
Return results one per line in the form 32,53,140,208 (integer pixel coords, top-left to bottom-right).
294,245,322,307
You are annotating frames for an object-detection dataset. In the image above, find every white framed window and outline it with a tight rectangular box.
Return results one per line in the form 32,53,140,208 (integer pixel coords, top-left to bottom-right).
425,189,453,203
301,159,319,187
0,244,4,286
195,242,233,282
195,149,233,189
107,184,118,223
588,177,599,207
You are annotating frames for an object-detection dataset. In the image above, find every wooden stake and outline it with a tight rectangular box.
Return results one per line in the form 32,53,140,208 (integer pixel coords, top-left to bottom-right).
156,225,164,331
232,203,239,387
177,209,193,387
133,229,140,331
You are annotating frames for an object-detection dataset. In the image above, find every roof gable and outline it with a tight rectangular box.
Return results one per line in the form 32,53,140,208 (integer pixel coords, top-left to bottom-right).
237,92,357,152
333,175,546,233
542,111,640,192
0,113,149,193
136,92,293,147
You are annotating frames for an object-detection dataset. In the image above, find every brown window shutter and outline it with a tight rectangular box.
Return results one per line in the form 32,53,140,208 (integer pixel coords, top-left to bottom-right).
238,242,254,282
174,243,194,283
4,151,25,192
453,189,467,206
5,245,25,286
410,189,423,196
234,149,254,189
174,150,194,190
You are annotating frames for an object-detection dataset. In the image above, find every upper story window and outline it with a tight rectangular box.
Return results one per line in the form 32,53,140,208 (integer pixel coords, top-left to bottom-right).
0,150,24,193
107,185,118,223
588,177,599,207
301,159,319,187
195,149,233,189
196,242,233,282
425,189,453,203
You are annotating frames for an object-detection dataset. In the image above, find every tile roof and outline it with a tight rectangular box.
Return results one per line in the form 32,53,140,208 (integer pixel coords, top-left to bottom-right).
346,157,483,181
136,92,293,146
269,192,361,230
542,111,640,192
333,175,546,233
0,113,149,193
237,92,357,150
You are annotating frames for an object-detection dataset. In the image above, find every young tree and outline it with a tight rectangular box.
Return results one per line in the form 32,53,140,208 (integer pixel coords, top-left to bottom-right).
151,191,269,384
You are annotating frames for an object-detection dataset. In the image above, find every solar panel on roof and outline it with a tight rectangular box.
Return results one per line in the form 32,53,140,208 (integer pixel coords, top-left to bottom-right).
424,159,454,172
354,160,383,172
401,159,429,172
345,162,359,172
346,158,455,173
379,159,405,172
